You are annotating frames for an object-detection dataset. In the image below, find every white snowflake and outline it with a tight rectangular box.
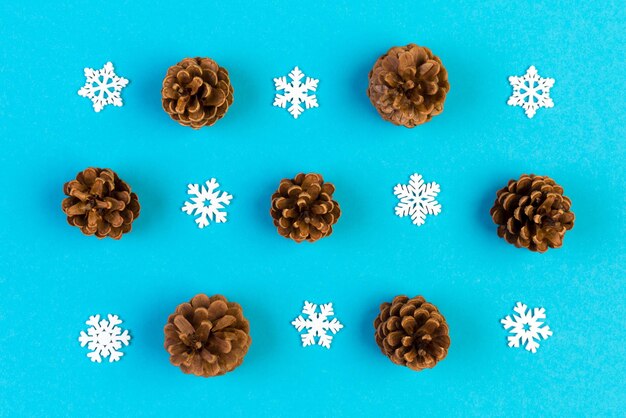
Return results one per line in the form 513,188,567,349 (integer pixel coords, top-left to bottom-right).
78,314,131,363
394,173,441,226
273,66,319,119
501,302,553,353
507,65,554,118
182,178,233,229
291,301,343,349
77,62,129,112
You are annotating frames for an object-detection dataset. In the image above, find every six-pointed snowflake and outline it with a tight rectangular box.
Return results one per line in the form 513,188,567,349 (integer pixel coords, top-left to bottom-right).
507,65,554,118
273,66,319,119
501,302,552,353
394,173,441,226
291,301,343,349
78,314,131,363
182,178,233,228
78,62,129,112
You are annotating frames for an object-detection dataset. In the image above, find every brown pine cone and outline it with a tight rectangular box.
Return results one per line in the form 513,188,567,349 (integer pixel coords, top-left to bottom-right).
161,57,234,129
164,294,251,377
367,44,450,127
61,168,140,239
490,174,575,253
270,173,341,243
374,295,450,371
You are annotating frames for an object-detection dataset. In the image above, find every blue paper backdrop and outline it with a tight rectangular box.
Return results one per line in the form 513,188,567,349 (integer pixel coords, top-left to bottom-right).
1,1,624,416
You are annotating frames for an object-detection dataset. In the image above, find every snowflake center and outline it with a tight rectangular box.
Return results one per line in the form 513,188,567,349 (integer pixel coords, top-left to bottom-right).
96,76,117,96
97,332,113,346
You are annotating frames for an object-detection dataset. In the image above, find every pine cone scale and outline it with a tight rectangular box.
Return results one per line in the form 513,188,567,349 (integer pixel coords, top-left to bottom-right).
401,316,417,334
419,60,439,78
173,315,196,335
192,307,209,324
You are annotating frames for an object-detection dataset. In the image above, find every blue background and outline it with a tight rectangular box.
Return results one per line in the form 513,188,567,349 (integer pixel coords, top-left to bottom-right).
1,1,624,416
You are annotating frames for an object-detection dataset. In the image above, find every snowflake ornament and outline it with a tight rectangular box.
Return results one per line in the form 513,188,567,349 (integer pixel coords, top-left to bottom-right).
394,173,441,226
77,62,129,112
507,65,554,118
182,178,233,229
291,301,343,349
501,302,553,353
78,314,131,363
273,66,319,119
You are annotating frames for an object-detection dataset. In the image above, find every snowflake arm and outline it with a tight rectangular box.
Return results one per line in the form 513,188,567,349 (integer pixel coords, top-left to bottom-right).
273,77,290,108
181,179,233,228
302,94,318,110
274,77,289,109
301,330,317,347
301,77,319,110
289,102,304,119
318,333,333,349
325,318,343,334
394,173,441,226
78,62,128,112
303,77,319,93
302,301,318,317
273,66,319,119
273,93,288,109
501,302,552,353
507,66,554,118
78,314,131,363
318,303,334,321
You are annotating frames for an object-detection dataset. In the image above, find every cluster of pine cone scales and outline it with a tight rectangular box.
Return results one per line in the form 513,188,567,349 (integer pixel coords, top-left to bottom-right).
61,168,140,239
490,174,575,252
161,57,234,129
367,44,450,128
164,294,251,377
374,295,450,371
270,173,341,243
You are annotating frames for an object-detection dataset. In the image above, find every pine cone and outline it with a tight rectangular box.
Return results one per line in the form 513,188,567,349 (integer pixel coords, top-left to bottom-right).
61,168,140,239
270,173,341,243
367,44,450,127
490,174,575,253
164,294,251,377
374,295,450,371
161,57,234,129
